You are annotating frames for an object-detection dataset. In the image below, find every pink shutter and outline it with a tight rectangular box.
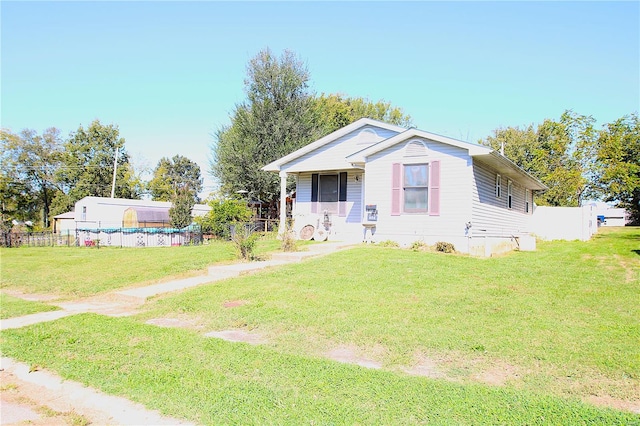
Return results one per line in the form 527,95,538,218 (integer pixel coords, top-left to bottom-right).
429,160,440,216
391,163,401,216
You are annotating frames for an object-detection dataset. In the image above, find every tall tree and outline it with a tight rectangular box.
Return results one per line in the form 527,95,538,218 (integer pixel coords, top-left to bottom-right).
211,48,317,207
148,155,203,202
0,128,64,227
211,49,414,213
480,124,538,172
53,120,140,215
594,113,640,224
312,93,412,134
480,110,597,207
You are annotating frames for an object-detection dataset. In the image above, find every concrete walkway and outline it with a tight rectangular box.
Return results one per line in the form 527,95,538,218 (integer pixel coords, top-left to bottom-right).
0,241,355,425
1,241,354,331
1,357,194,426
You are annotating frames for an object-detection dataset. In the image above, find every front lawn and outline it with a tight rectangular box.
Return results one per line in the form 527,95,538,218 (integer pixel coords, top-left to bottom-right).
1,314,635,425
0,238,286,298
136,227,640,405
1,227,638,422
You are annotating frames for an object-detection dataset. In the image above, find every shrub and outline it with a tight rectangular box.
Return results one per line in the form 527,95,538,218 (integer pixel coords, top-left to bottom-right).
409,241,428,251
377,240,400,248
281,221,298,252
169,189,195,229
231,223,259,260
196,198,252,239
435,241,456,253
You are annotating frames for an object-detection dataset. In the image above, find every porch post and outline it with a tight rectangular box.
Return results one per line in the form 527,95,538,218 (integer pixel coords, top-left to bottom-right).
278,171,288,236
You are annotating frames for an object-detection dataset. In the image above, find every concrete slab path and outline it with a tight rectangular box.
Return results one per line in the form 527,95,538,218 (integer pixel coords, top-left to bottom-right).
1,357,194,426
1,241,355,332
0,240,356,425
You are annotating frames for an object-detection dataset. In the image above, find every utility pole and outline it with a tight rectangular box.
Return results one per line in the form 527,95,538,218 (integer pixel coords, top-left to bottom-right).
110,146,118,198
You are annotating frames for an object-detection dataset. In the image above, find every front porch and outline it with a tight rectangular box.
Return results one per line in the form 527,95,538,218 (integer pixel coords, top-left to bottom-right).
277,170,368,242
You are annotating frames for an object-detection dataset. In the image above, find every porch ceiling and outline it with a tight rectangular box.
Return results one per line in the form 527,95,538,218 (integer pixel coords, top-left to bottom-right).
281,164,363,174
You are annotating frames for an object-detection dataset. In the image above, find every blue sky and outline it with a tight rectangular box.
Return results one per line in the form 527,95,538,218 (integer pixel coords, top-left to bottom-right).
2,1,638,196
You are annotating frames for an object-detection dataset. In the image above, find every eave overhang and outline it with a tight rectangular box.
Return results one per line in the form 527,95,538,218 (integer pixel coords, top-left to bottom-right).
472,151,548,191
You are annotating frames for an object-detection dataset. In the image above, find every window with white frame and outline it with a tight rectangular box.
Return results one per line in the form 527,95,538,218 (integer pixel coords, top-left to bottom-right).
507,180,513,209
525,189,530,213
404,164,429,213
495,174,502,198
391,161,440,216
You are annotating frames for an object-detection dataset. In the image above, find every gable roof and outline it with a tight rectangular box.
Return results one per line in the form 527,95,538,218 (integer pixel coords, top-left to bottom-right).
262,118,406,172
346,128,491,164
263,119,547,191
346,128,547,190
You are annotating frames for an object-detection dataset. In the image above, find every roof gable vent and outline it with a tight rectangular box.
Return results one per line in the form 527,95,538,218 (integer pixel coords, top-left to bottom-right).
404,139,428,157
357,128,380,145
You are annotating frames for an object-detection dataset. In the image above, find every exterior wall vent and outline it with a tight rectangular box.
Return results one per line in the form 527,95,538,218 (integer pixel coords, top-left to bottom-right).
404,139,428,157
357,128,380,145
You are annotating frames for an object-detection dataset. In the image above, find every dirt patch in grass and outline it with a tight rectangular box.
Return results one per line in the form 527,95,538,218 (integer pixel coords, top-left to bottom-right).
146,315,266,344
472,361,523,386
401,350,528,387
586,395,640,415
326,345,382,369
204,329,266,345
403,357,444,379
146,317,205,330
400,350,640,414
614,255,639,283
223,299,250,308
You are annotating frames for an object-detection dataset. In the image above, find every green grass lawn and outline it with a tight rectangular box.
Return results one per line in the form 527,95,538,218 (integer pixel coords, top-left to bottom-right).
0,237,287,298
1,314,636,425
1,227,638,423
0,293,60,319
133,228,639,402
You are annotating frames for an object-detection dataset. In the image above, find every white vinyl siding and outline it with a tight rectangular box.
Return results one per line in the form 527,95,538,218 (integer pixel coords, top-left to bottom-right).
295,171,363,237
363,137,472,245
471,160,531,236
282,125,400,173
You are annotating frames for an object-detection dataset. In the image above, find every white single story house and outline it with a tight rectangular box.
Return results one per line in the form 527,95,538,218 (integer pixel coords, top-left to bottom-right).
263,118,548,255
64,196,211,231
